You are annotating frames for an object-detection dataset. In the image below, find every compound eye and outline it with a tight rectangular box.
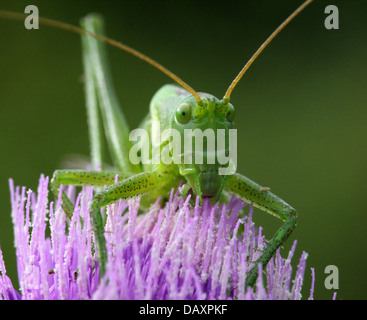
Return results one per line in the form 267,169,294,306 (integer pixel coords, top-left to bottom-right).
176,103,192,124
226,105,235,122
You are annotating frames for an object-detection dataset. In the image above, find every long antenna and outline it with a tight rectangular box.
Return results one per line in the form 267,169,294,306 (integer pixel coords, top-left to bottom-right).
223,0,313,102
0,10,203,104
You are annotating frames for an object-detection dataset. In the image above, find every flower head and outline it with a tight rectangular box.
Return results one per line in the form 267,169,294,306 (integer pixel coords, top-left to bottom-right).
0,175,314,300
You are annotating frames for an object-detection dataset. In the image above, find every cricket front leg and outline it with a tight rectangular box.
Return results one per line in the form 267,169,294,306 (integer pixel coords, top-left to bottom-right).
51,170,133,219
90,171,172,277
179,167,202,205
224,173,297,288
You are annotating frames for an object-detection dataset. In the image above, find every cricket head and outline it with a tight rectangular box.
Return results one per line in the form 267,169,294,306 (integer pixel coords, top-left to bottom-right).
169,93,237,198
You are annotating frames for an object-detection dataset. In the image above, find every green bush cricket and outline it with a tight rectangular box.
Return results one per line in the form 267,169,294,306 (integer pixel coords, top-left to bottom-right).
0,0,313,288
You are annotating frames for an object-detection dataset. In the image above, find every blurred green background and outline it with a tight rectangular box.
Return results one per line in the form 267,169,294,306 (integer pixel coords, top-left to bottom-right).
0,0,366,299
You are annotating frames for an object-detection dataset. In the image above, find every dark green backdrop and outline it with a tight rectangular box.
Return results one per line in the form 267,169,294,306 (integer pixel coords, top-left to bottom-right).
0,0,366,299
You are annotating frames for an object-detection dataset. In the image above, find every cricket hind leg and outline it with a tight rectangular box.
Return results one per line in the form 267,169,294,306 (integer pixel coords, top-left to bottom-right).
81,14,141,174
224,173,297,288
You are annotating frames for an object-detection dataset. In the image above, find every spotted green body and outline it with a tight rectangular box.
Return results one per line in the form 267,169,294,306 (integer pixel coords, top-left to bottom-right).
46,2,313,287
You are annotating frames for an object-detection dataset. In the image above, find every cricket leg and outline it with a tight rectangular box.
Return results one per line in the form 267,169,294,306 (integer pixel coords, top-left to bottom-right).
51,170,133,218
90,171,172,276
179,167,202,205
80,14,141,174
224,173,297,288
81,24,105,170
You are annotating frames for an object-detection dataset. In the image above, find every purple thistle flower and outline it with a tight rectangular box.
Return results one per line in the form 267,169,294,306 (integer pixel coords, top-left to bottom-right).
0,175,315,300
